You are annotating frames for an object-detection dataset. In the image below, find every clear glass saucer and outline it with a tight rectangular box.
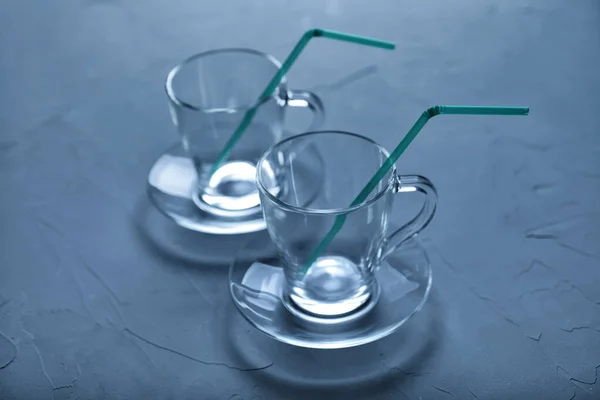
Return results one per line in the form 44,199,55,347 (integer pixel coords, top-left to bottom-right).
228,235,432,349
147,142,323,235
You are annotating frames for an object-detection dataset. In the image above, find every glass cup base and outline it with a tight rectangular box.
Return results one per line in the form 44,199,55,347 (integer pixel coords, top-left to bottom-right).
228,234,432,349
193,161,282,219
147,142,323,235
284,255,378,320
147,143,266,234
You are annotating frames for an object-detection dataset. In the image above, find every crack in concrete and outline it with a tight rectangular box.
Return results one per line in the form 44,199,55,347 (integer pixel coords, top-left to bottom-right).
515,260,600,307
514,258,554,280
0,332,17,370
524,214,599,260
81,261,123,306
570,364,600,386
559,282,598,306
558,365,600,388
0,297,11,309
0,359,16,370
36,215,130,328
123,328,273,372
554,162,600,180
34,217,64,267
466,383,480,400
559,326,600,333
36,214,127,328
67,264,97,323
431,384,458,399
398,388,417,400
525,213,599,233
517,280,571,299
428,241,459,273
526,232,558,240
389,367,423,377
36,216,64,237
469,288,521,329
183,270,213,305
532,182,555,192
513,160,527,177
23,327,58,392
558,242,597,259
81,259,128,327
429,241,544,341
53,380,75,391
124,333,158,370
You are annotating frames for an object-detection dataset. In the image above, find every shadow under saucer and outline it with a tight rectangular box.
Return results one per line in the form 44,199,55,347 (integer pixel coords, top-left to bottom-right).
223,290,444,399
133,195,275,268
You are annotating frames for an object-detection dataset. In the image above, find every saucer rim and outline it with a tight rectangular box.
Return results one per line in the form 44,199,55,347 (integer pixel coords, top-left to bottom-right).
227,236,433,349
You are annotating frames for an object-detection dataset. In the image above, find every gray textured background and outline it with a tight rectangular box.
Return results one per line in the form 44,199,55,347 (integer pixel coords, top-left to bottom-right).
1,0,599,399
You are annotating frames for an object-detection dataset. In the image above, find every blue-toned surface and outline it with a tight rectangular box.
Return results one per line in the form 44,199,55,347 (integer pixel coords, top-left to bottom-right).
0,0,599,399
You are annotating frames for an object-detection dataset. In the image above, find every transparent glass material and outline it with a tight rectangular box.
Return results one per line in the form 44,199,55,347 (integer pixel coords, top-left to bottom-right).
157,48,323,234
228,131,436,349
257,131,437,318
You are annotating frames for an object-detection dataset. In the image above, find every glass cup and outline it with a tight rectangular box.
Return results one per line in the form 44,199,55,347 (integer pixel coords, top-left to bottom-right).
256,131,437,319
166,48,324,220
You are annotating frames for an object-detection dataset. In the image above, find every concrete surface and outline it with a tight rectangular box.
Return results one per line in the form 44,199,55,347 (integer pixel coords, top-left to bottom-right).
1,0,599,399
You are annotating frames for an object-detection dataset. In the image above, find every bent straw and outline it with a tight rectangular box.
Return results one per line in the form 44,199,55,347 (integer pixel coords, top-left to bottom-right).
209,29,395,175
302,105,530,273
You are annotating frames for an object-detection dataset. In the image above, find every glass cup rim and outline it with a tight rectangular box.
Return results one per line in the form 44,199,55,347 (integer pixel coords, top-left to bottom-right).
257,130,396,216
165,48,286,112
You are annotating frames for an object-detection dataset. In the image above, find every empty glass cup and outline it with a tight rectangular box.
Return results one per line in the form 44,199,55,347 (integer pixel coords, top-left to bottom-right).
163,48,324,233
256,131,437,319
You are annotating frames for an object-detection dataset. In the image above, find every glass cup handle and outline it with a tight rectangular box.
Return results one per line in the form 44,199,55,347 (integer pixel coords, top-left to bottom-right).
381,175,438,260
286,89,325,131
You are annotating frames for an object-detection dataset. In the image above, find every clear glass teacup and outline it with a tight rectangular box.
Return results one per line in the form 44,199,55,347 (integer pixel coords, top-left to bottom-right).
256,131,437,319
165,48,324,231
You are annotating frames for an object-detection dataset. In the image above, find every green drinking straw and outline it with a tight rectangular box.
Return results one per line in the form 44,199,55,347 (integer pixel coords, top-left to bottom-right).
302,105,530,274
209,29,395,175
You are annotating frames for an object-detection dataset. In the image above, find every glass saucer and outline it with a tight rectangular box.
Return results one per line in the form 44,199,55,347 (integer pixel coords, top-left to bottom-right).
146,142,323,235
228,235,432,349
